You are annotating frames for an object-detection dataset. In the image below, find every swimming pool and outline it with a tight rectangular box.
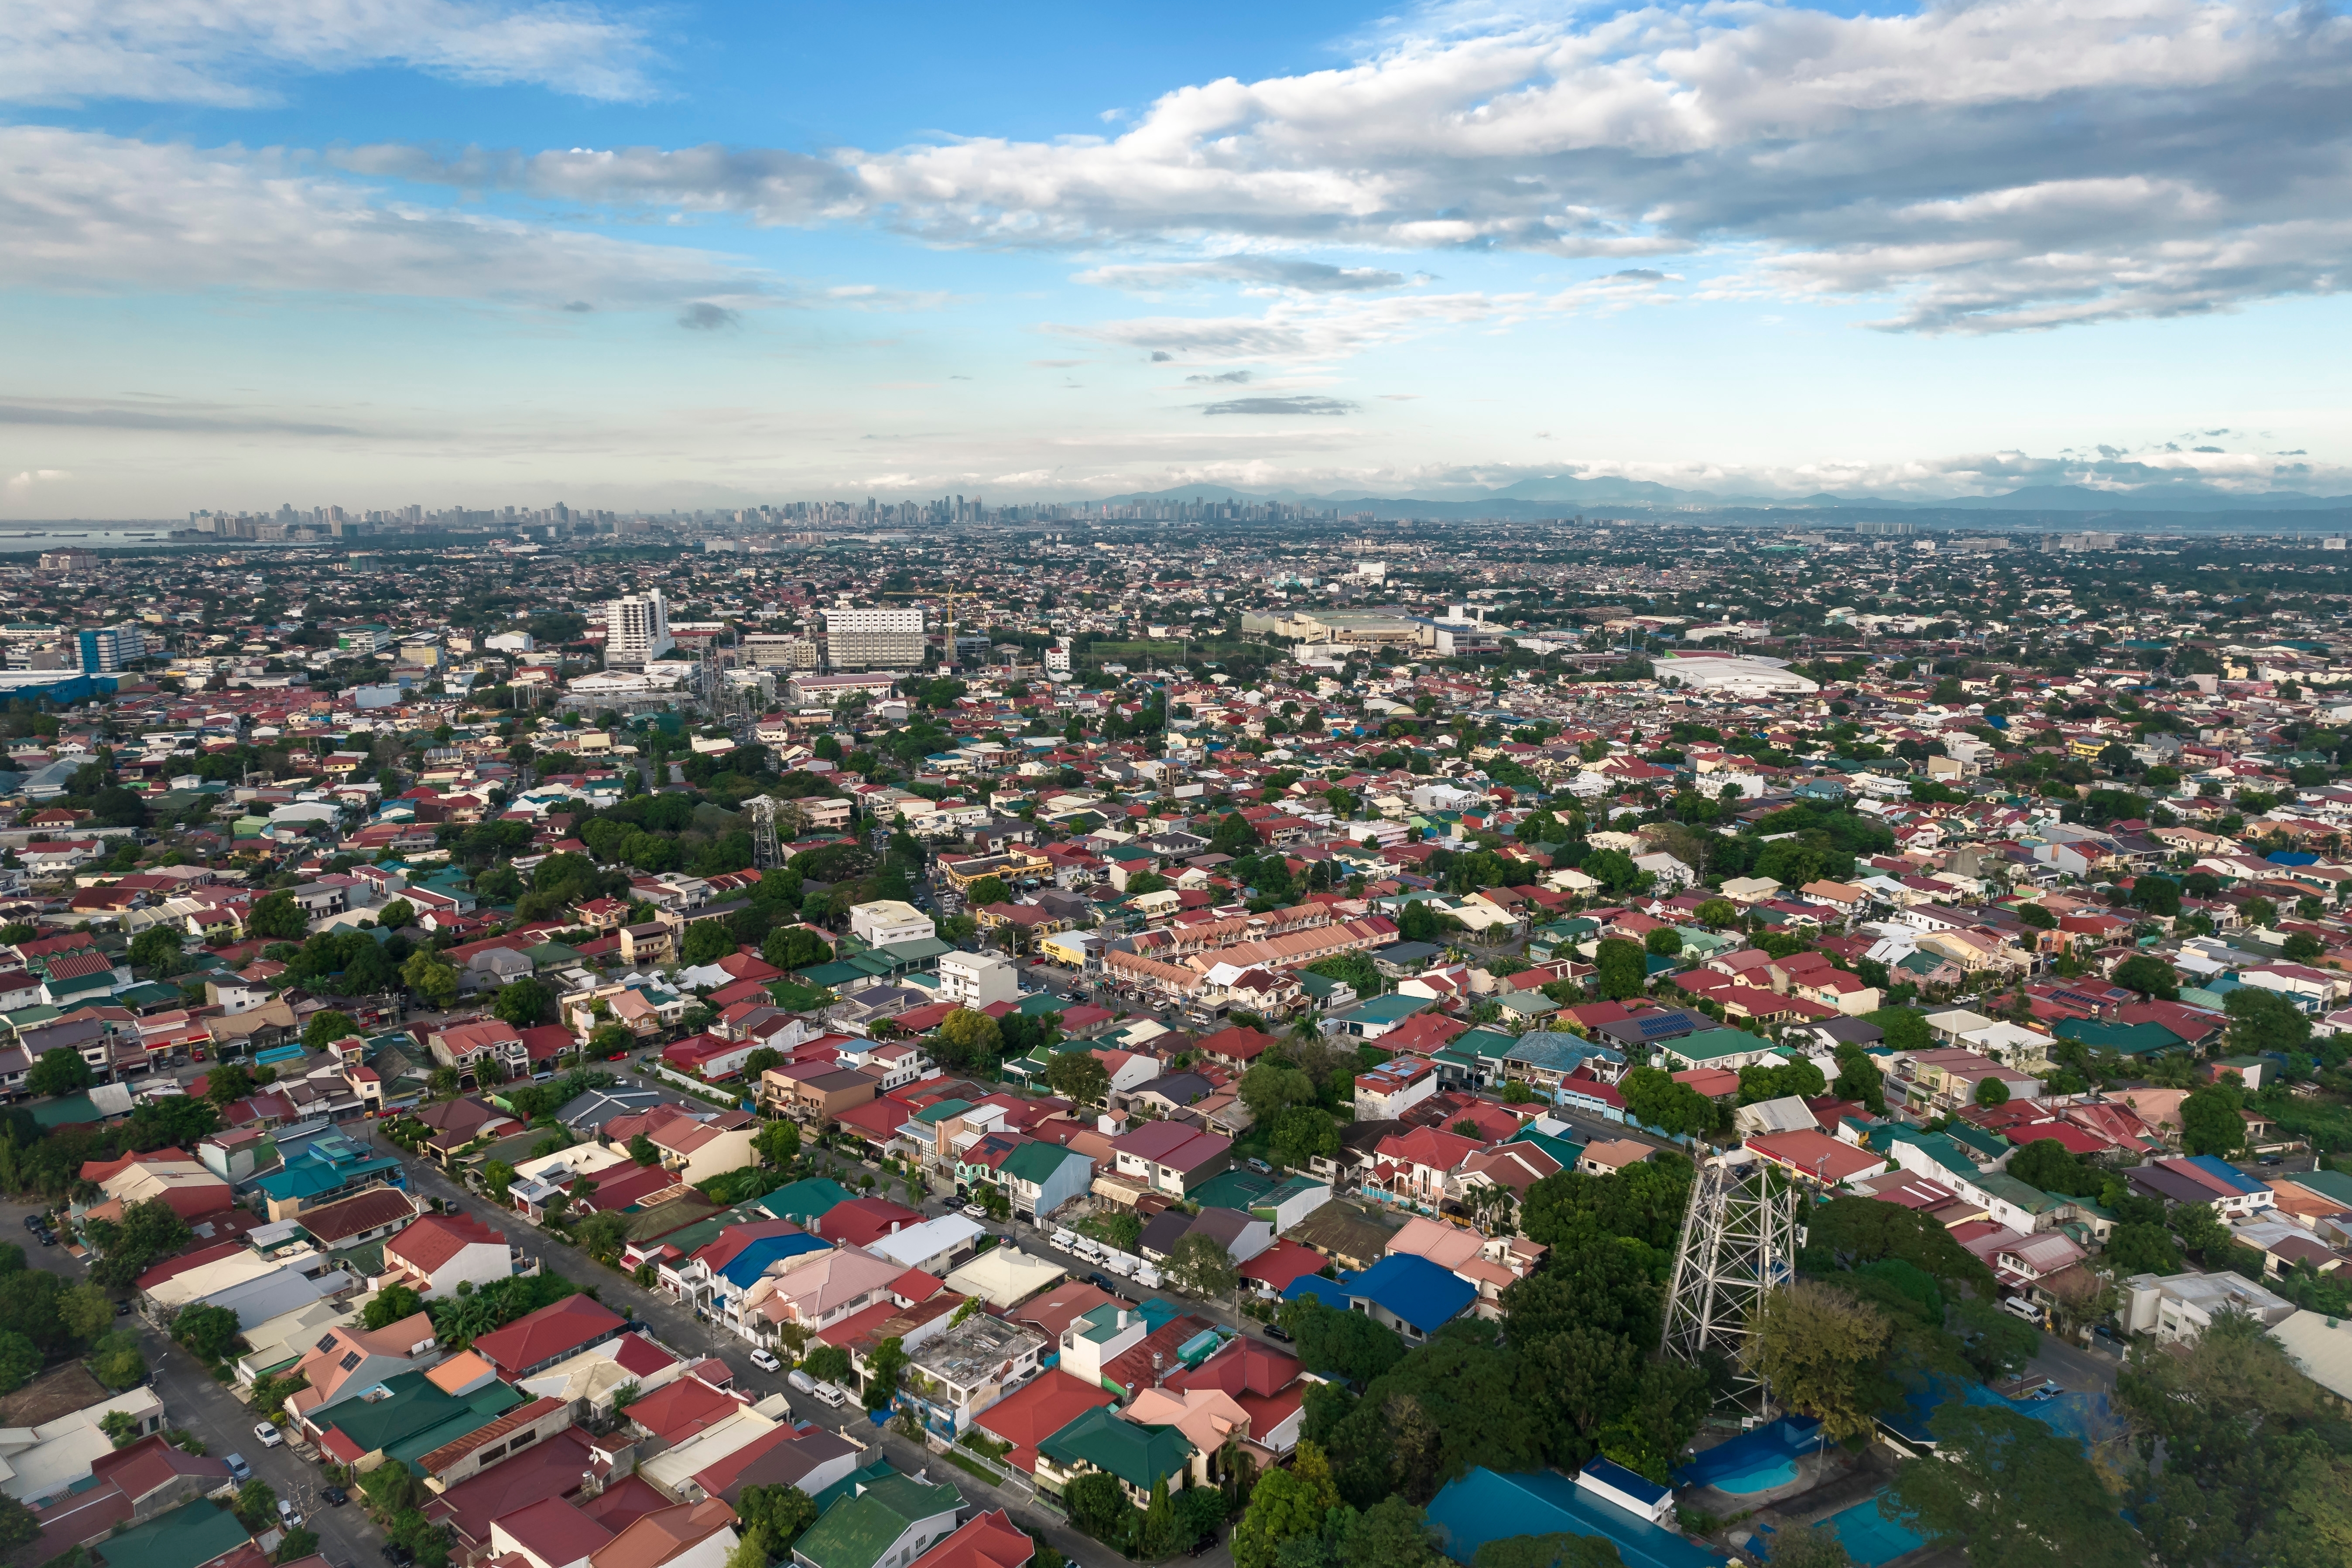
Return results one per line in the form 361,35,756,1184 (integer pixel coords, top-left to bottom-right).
1817,1494,1927,1566
1674,1417,1822,1494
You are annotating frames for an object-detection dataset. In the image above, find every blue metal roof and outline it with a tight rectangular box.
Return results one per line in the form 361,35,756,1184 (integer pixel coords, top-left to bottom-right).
2181,1154,2270,1197
1282,1252,1476,1336
717,1232,831,1289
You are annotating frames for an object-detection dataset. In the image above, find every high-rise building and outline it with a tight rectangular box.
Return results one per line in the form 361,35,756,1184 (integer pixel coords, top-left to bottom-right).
603,590,673,668
822,606,924,671
76,626,147,674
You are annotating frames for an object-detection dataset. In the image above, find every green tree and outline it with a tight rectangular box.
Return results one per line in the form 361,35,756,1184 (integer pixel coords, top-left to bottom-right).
100,1408,140,1448
89,1328,147,1390
1166,1231,1239,1305
965,875,1009,908
1045,1049,1111,1106
493,978,553,1028
275,1527,322,1565
682,921,736,966
754,1119,801,1166
862,1335,907,1412
1212,813,1261,856
1065,1472,1133,1541
2224,986,2309,1055
735,1484,818,1553
234,1477,280,1534
1950,1297,2041,1381
2103,1221,2183,1277
1643,926,1683,959
377,898,418,929
58,1283,113,1343
2180,1086,2246,1157
0,1332,37,1393
2116,1312,2352,1566
628,1132,660,1167
1693,898,1737,930
302,1008,359,1050
1618,1067,1717,1138
1233,1441,1341,1568
1240,1059,1318,1121
762,925,833,971
1862,1007,1930,1052
934,1007,1002,1070
1887,1402,2140,1568
575,1210,630,1264
1743,1281,1891,1442
1283,1298,1405,1385
203,1061,254,1107
1270,1105,1339,1171
128,924,186,976
801,1345,851,1387
1337,1496,1446,1568
1974,1076,2010,1109
1831,1045,1886,1113
402,948,460,1010
246,890,307,940
1472,1535,1631,1568
1592,938,1647,1000
0,1492,39,1554
2112,954,2180,999
171,1303,244,1362
25,1047,91,1098
364,1283,426,1329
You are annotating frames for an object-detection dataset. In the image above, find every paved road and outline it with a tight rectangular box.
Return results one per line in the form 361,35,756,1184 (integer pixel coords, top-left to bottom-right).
0,1197,386,1568
391,1143,1223,1568
2028,1330,2122,1395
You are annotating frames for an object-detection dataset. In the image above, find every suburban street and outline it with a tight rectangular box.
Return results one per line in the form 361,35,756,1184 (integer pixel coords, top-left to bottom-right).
0,1196,388,1568
392,1140,1232,1568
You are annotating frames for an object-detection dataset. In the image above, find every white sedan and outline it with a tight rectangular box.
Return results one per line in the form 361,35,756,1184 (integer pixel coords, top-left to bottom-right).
254,1422,284,1448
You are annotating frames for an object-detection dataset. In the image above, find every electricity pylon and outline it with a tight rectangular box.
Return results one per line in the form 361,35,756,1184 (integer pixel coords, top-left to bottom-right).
1660,1147,1802,1414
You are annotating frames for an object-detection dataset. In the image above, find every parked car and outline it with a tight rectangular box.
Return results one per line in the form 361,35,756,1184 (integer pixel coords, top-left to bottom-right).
383,1545,415,1567
114,1300,130,1315
1261,1321,1294,1343
748,1348,782,1373
810,1382,849,1410
961,1203,988,1220
1086,1272,1118,1294
224,1454,252,1483
1245,1158,1272,1174
254,1421,284,1448
19,1215,40,1232
787,1369,817,1395
1999,1297,2042,1324
321,1487,348,1507
34,1230,54,1247
277,1500,300,1526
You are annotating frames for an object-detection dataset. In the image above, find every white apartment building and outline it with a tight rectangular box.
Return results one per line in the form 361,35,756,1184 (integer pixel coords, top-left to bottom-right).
604,589,673,668
823,606,924,671
938,950,1019,1008
849,899,935,948
743,634,818,671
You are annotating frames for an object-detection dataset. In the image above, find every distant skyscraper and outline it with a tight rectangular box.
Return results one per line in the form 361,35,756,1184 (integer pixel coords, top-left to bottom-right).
603,590,673,668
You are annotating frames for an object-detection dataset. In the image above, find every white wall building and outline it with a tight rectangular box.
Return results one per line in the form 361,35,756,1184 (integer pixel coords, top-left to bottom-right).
937,951,1019,1008
603,590,674,668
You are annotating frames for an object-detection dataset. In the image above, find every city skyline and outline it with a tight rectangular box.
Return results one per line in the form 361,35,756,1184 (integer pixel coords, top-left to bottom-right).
6,0,2351,515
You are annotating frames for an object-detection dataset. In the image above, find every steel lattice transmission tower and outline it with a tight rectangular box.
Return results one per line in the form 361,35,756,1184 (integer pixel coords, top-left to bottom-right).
748,796,783,871
1660,1148,1802,1412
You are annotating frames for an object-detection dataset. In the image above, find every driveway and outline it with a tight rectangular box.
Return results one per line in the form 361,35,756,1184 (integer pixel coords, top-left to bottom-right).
392,1144,1211,1568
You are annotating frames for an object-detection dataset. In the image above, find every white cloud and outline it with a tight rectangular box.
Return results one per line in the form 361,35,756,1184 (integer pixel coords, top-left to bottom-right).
352,0,2352,333
0,127,805,314
4,469,69,494
0,0,660,105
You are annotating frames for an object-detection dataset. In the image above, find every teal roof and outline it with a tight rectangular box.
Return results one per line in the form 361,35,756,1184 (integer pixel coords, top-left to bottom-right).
912,1098,973,1126
1014,992,1067,1016
753,1177,859,1224
1186,1168,1276,1212
1505,1127,1585,1169
1037,1404,1195,1490
93,1498,251,1568
1330,994,1431,1026
2053,1018,2186,1056
315,1369,519,1469
793,1472,962,1568
1000,1141,1088,1184
1665,1027,1781,1063
253,1132,401,1201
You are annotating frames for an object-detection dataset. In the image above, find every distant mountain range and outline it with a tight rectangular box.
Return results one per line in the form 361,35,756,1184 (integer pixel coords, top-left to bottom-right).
1094,479,2352,516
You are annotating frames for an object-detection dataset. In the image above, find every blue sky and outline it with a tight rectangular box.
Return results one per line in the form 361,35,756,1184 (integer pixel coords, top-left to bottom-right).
4,0,2349,515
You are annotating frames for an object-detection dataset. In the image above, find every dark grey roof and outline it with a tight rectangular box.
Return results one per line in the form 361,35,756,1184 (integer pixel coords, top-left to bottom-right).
557,1085,665,1131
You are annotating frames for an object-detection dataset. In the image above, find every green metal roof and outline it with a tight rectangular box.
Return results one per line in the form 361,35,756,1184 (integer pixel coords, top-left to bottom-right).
792,1472,962,1568
93,1498,250,1568
754,1177,860,1224
1036,1404,1195,1490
